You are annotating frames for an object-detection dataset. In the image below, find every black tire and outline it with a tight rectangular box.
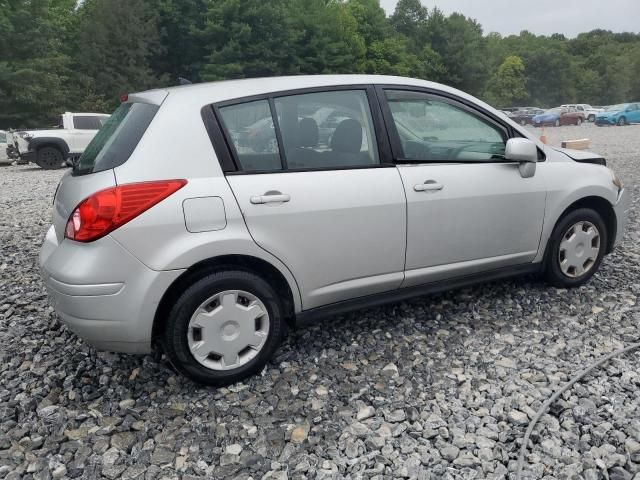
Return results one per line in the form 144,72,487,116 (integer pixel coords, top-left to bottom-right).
617,116,627,126
36,146,64,169
576,117,582,126
588,114,595,122
554,119,561,127
163,270,286,386
544,208,608,288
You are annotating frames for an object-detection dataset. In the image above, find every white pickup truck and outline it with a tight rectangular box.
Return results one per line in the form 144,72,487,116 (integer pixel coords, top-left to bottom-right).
12,112,110,169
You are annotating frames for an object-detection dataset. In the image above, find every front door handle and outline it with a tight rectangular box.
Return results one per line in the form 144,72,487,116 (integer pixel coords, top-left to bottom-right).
250,193,291,205
414,180,444,192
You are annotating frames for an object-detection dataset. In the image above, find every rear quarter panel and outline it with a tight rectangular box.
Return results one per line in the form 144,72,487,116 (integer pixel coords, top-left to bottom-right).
110,92,303,311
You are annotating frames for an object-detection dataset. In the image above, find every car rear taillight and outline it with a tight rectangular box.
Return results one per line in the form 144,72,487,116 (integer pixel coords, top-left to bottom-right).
65,180,187,242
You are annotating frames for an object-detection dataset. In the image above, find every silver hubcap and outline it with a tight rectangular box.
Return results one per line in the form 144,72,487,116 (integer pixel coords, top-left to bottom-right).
187,290,269,370
559,221,601,278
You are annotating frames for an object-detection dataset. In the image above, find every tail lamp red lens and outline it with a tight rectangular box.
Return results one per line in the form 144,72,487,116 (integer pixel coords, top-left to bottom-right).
65,180,187,242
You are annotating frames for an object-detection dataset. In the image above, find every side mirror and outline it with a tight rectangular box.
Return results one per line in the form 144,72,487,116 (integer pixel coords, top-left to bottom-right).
505,138,537,178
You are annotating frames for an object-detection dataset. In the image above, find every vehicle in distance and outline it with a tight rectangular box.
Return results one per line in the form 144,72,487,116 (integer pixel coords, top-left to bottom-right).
561,104,603,122
40,75,629,385
532,107,585,127
13,112,109,169
0,130,12,165
595,103,640,126
508,108,545,126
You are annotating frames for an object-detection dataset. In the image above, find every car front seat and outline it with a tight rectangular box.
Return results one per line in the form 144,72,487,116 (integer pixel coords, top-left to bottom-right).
287,117,321,168
329,118,365,166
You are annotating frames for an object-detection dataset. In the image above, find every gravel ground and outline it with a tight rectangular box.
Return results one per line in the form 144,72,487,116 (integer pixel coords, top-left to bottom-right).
0,123,639,480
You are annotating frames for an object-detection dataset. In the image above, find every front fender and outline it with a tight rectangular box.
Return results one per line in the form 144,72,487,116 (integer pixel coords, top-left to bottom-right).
534,161,618,263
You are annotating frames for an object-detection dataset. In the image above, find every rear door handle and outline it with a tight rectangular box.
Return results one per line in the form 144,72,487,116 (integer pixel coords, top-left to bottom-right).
414,180,444,192
250,193,291,205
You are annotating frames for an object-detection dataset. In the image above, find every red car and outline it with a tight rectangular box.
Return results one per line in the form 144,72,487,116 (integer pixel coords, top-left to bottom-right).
532,107,586,127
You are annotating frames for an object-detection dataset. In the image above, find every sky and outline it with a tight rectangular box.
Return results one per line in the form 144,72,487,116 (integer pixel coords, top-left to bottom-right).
379,0,640,37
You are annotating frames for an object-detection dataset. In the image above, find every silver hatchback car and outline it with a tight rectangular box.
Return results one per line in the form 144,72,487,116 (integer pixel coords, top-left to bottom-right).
40,75,629,385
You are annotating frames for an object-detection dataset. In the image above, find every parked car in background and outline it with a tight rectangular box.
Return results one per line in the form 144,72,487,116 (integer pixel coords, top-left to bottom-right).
595,103,640,126
501,107,520,115
13,112,109,169
532,107,585,127
40,75,629,385
561,104,603,122
0,130,12,165
508,108,545,125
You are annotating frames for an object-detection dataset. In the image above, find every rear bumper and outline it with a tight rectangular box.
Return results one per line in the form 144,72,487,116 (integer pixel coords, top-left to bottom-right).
39,226,184,353
612,188,630,249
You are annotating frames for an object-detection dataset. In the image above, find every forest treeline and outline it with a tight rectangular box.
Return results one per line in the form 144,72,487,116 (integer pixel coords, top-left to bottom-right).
1,0,639,128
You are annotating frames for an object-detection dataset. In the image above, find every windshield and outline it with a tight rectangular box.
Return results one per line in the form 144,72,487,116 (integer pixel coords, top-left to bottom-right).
607,104,628,112
76,102,158,175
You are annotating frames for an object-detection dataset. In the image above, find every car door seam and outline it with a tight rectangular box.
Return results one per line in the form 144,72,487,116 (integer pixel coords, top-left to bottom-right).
222,174,304,310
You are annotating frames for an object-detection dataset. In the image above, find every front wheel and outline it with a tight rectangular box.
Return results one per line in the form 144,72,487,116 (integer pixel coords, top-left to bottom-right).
554,119,561,127
163,270,286,386
617,117,627,126
544,208,607,288
36,147,64,170
588,114,596,122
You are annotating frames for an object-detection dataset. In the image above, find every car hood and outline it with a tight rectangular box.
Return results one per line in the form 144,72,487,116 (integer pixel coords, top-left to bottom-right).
552,146,606,166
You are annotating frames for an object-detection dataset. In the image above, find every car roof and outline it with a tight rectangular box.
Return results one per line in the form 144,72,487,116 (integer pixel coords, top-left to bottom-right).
129,75,488,109
64,112,110,117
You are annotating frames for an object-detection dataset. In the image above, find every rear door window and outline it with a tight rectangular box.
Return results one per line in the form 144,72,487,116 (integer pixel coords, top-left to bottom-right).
75,102,158,175
274,90,379,169
73,116,106,130
215,89,381,172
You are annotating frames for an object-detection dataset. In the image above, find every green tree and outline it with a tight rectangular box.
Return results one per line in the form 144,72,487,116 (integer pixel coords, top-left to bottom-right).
0,0,76,128
71,0,165,112
152,0,207,82
200,0,295,80
390,0,428,47
485,55,528,107
287,0,366,75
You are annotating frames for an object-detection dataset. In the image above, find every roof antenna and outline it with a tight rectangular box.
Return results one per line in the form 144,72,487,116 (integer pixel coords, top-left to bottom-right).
178,77,192,85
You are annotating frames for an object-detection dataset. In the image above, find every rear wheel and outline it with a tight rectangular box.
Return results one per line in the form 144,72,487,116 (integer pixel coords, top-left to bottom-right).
544,208,607,288
554,119,561,127
36,146,64,170
576,117,582,126
588,114,596,122
617,117,627,126
163,270,286,386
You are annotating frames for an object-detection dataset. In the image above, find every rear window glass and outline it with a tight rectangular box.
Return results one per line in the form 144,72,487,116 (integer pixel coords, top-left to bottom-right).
73,115,107,130
76,103,158,175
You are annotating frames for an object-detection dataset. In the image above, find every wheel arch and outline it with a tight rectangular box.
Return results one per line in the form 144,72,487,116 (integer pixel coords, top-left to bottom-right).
29,137,70,156
152,254,298,348
550,195,617,255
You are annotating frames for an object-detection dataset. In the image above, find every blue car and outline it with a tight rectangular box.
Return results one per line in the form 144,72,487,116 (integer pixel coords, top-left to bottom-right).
595,103,640,126
532,107,584,127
